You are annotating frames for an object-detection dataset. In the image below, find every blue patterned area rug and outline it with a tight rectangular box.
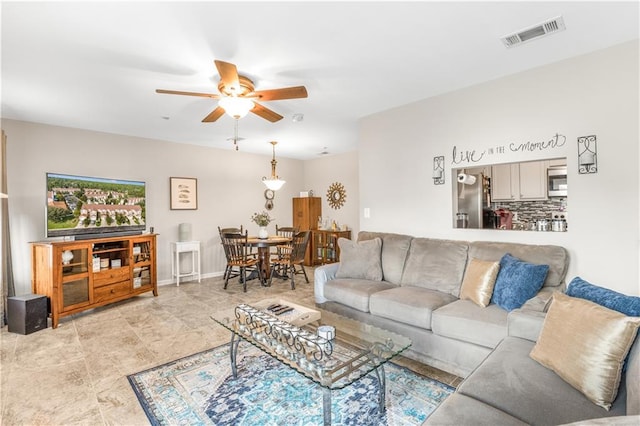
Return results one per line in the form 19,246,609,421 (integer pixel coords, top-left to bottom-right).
128,342,454,425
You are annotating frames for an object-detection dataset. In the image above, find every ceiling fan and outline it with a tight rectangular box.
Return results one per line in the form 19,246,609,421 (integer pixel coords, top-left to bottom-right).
156,60,308,123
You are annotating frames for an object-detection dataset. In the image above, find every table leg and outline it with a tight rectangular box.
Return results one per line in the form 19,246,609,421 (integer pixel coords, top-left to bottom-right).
258,246,270,281
323,387,332,425
196,248,201,283
372,365,387,414
229,332,240,379
175,249,180,286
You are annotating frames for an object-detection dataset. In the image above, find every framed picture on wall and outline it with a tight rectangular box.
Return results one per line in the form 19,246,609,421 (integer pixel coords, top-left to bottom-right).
170,177,198,210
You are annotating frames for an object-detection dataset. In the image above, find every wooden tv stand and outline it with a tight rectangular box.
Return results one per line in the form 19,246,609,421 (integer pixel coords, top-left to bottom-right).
31,234,157,328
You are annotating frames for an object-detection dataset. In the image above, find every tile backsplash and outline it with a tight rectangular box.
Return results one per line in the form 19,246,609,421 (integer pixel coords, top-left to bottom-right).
494,199,567,224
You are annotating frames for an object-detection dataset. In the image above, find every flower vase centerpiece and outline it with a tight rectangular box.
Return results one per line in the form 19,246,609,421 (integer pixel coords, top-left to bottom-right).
251,211,273,239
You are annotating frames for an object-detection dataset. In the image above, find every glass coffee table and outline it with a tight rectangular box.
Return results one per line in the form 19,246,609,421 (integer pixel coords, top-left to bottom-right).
212,299,412,425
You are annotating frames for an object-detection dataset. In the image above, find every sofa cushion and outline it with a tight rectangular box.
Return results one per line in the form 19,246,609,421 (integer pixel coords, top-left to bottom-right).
491,253,549,311
507,309,546,342
459,258,500,307
335,237,383,281
431,299,508,348
627,336,640,415
566,276,640,316
458,337,628,425
358,231,413,284
323,278,396,313
530,292,640,410
468,241,568,289
369,286,457,330
559,416,640,426
426,393,527,425
400,238,469,297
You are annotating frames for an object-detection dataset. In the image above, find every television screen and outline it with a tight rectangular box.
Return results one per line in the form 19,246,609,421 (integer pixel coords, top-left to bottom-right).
46,172,146,238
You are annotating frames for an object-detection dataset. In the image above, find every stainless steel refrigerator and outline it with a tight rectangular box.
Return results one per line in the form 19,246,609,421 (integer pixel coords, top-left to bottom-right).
456,173,494,229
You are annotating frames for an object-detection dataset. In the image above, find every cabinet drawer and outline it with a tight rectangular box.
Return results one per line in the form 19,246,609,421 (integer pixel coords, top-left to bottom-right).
93,267,129,287
175,241,199,252
94,280,130,303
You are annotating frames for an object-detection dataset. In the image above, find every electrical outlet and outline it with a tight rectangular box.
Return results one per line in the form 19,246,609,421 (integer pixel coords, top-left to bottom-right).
549,211,568,220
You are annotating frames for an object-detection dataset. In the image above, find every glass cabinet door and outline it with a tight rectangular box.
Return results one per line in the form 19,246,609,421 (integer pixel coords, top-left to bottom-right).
60,247,90,308
63,278,90,307
132,240,152,289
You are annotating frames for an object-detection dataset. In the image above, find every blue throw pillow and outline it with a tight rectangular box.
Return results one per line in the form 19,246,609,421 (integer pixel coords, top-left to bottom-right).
566,277,640,316
491,253,550,311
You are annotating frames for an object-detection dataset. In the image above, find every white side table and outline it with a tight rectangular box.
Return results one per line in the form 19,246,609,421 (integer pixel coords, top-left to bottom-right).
170,241,201,286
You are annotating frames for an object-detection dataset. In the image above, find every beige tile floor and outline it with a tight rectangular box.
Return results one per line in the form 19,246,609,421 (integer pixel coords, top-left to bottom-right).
1,271,460,425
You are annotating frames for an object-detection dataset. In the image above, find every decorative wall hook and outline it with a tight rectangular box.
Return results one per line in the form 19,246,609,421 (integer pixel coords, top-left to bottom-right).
433,156,445,185
577,135,597,174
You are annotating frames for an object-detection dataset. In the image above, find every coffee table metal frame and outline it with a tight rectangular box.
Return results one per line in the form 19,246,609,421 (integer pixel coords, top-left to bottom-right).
213,302,412,425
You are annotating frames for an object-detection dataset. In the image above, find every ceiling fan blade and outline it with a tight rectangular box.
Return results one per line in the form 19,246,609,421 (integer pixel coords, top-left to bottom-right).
202,106,226,122
252,86,308,101
251,102,283,122
156,89,219,99
214,60,240,92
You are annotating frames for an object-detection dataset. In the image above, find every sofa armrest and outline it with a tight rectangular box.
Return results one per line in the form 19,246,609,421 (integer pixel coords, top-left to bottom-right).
520,291,554,312
507,309,547,342
314,263,340,304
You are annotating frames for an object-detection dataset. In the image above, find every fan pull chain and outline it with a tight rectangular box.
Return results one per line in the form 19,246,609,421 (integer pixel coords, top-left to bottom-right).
233,119,239,150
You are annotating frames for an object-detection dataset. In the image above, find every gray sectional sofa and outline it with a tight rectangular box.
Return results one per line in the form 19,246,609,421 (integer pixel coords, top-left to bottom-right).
314,231,569,377
426,307,640,425
314,231,639,424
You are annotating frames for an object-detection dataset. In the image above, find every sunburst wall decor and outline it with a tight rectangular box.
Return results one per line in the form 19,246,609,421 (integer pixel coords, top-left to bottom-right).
327,182,346,209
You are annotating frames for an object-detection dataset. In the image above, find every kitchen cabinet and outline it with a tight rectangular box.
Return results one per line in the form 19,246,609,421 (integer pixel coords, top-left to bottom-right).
31,234,157,328
491,164,518,201
518,161,547,200
491,160,548,202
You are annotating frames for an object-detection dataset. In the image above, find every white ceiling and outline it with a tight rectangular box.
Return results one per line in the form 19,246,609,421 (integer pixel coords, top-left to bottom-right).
2,2,638,159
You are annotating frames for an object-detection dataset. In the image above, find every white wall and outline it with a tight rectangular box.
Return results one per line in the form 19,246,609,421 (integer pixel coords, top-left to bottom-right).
5,42,638,296
302,151,360,235
359,41,639,295
3,120,306,294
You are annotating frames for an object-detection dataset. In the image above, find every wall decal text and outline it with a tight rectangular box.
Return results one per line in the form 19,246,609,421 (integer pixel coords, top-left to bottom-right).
451,133,567,165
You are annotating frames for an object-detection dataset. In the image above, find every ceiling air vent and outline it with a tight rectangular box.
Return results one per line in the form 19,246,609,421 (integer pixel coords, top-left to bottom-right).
501,16,566,48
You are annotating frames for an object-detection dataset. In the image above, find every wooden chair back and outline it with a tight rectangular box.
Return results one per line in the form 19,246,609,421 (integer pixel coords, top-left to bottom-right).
290,231,311,264
275,225,298,239
220,231,252,265
218,225,244,235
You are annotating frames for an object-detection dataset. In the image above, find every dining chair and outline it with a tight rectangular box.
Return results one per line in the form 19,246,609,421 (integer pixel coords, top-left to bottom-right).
218,226,254,280
268,230,310,290
220,231,262,292
218,226,240,280
272,225,298,276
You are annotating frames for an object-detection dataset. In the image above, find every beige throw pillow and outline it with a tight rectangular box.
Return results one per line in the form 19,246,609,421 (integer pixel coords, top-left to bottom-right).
459,258,500,307
335,237,383,281
530,292,640,410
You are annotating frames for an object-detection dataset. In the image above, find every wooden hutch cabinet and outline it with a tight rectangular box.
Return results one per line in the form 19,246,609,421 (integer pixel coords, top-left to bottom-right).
311,229,351,265
31,234,157,328
292,197,321,266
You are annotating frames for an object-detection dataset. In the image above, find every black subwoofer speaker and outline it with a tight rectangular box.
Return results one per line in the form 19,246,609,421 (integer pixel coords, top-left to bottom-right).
7,294,48,334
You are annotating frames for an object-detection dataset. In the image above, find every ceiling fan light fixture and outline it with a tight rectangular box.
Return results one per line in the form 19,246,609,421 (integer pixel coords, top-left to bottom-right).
218,96,254,119
262,141,286,191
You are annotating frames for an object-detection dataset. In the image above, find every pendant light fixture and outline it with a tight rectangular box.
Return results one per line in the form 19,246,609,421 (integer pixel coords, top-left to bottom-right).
262,141,285,191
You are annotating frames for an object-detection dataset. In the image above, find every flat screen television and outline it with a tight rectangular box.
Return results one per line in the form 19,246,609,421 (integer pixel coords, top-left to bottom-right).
46,172,146,239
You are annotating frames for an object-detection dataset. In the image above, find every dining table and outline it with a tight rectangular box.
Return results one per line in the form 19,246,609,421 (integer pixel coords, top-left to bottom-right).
245,235,292,285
